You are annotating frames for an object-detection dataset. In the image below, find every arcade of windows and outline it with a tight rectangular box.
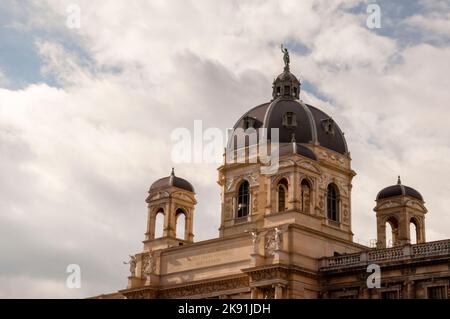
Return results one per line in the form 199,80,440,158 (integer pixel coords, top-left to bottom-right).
234,178,340,222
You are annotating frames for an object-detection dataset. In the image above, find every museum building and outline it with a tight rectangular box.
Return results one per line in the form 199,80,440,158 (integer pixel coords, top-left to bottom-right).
96,55,450,299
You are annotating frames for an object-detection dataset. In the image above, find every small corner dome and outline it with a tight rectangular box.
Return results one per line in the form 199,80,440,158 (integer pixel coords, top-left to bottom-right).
376,176,423,201
149,169,195,193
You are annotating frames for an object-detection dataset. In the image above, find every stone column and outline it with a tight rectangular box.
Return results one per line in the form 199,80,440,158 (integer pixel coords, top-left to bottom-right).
163,203,171,237
274,284,284,299
185,212,194,242
405,280,415,299
398,212,411,245
376,217,386,248
251,287,258,299
289,172,297,211
146,209,155,240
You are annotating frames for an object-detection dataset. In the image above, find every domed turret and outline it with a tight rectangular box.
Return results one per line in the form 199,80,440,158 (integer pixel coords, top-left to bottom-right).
376,176,423,201
149,168,194,193
144,168,196,251
374,176,427,248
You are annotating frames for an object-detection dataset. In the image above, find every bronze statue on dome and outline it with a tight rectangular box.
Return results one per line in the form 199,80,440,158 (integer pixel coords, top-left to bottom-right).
281,44,290,69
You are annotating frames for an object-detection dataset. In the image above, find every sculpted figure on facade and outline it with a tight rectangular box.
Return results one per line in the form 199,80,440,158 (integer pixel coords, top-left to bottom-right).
123,255,137,277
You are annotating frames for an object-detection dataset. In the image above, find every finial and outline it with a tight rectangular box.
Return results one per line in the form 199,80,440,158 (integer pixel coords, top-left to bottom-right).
280,44,290,71
291,132,296,143
169,167,175,186
397,175,401,185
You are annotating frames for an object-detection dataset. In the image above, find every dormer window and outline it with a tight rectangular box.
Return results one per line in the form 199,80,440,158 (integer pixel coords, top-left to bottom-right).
243,116,256,130
321,117,335,135
282,112,297,128
284,85,290,95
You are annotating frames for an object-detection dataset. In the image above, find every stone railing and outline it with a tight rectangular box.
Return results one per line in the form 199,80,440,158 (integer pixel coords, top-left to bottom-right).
367,246,404,261
319,239,450,271
412,240,450,257
326,254,361,268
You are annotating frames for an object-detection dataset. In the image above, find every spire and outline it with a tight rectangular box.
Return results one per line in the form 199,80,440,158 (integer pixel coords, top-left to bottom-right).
169,167,175,185
397,175,401,185
291,133,297,154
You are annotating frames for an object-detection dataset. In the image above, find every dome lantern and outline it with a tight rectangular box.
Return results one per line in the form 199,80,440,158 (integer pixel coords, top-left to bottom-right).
272,45,301,100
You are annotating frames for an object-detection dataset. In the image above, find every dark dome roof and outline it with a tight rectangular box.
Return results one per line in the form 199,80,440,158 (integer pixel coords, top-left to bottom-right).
276,69,299,82
279,142,317,160
228,97,348,155
376,177,423,201
150,169,194,193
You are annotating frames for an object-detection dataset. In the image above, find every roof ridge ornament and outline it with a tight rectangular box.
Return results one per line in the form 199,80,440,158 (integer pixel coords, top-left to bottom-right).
169,167,175,185
397,175,401,185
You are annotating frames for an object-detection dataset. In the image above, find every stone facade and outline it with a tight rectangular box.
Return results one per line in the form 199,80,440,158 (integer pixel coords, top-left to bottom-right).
94,58,450,299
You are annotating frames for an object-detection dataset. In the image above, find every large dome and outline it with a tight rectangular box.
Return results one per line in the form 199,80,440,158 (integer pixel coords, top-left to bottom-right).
227,65,348,156
228,98,348,155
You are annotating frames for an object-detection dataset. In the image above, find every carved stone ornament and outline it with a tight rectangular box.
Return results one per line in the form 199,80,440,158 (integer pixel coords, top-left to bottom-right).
124,288,157,299
279,159,295,168
247,267,289,282
252,192,258,212
226,177,234,191
142,251,156,278
336,179,348,196
225,173,259,192
320,151,344,165
149,191,170,201
378,200,401,209
297,160,321,174
265,228,283,256
271,173,290,185
343,208,349,222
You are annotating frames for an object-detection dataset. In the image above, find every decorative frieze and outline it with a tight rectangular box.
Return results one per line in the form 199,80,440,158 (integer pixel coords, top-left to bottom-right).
247,267,289,282
158,277,249,298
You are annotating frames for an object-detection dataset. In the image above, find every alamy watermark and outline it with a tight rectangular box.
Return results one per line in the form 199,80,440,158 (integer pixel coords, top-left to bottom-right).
66,4,81,29
366,3,381,29
66,264,81,288
367,263,381,288
171,120,280,174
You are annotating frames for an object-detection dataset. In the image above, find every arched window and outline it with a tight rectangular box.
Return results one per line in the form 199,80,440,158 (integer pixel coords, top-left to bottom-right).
386,217,399,247
278,178,288,212
155,208,165,238
327,184,339,222
301,179,311,213
237,181,250,218
410,218,418,244
175,208,186,240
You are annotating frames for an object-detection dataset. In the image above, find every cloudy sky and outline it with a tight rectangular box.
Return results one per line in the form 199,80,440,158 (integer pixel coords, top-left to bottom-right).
0,0,449,298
